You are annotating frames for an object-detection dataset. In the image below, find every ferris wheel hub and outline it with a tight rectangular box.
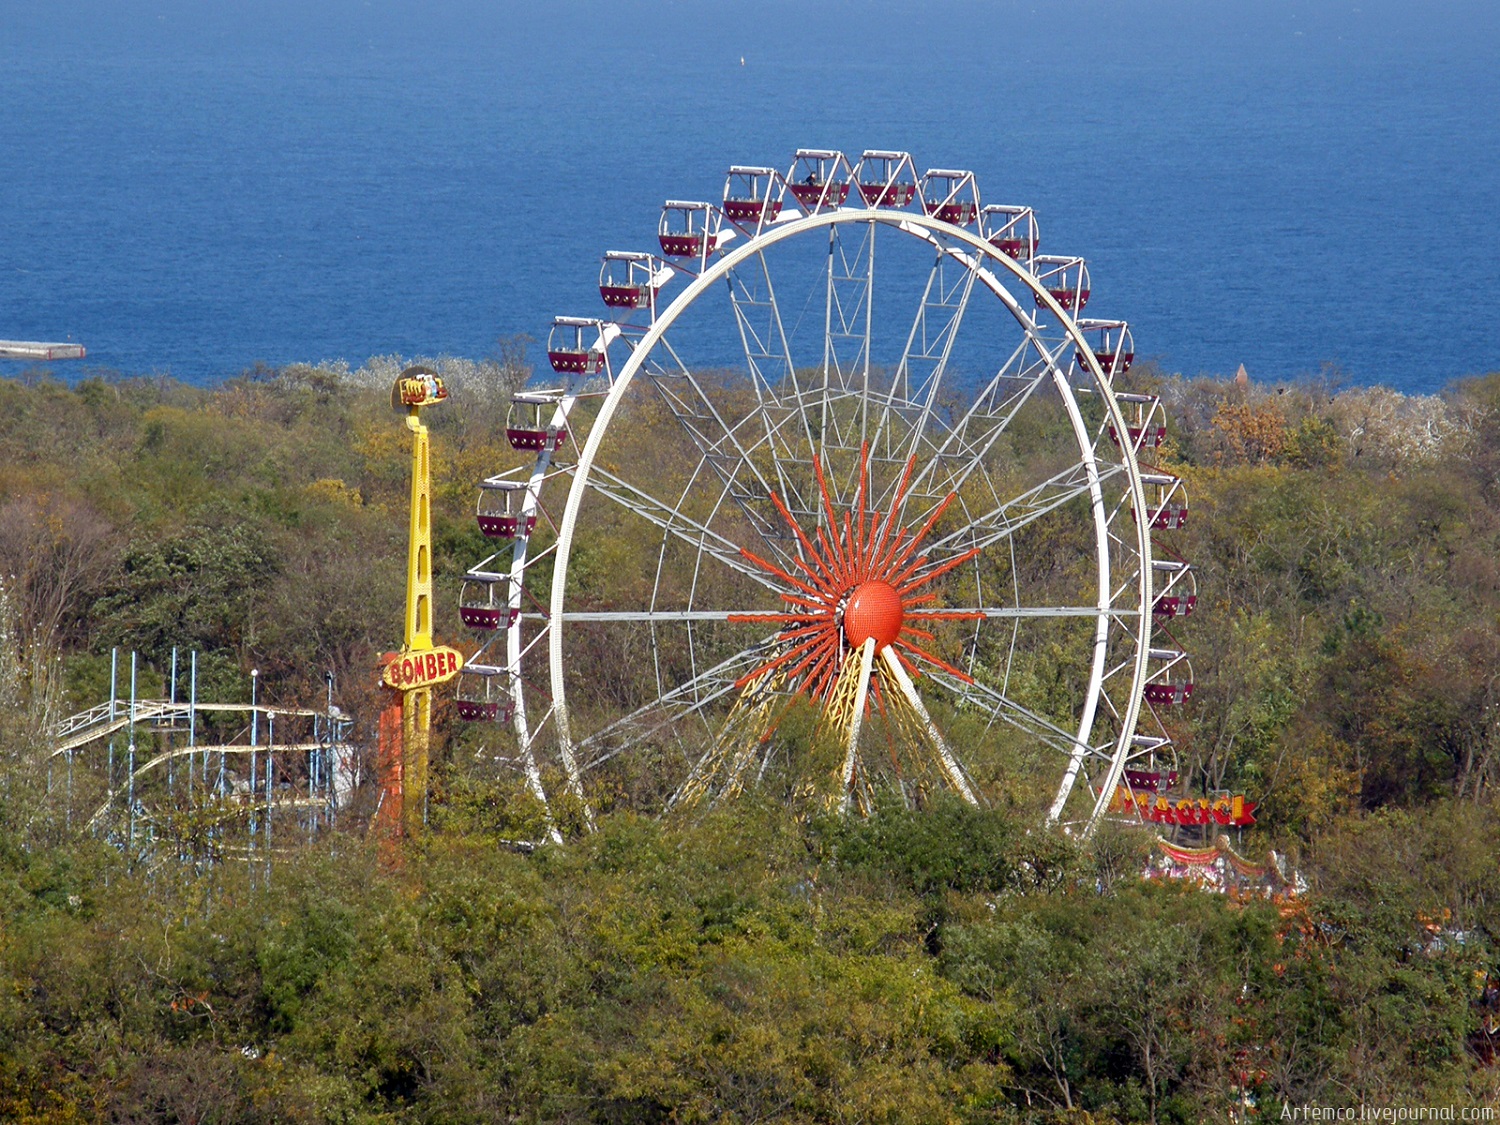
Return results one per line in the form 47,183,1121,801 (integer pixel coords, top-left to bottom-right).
842,581,904,648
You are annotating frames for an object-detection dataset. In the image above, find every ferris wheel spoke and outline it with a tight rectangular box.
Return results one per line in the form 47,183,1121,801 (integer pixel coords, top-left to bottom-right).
726,254,793,400
821,220,875,448
925,669,1107,763
724,263,815,518
725,252,818,445
914,336,1038,473
651,338,779,494
924,459,1124,558
867,242,980,478
576,644,776,769
664,378,877,518
646,337,812,568
939,605,1133,620
555,610,771,622
905,334,1075,505
586,466,783,590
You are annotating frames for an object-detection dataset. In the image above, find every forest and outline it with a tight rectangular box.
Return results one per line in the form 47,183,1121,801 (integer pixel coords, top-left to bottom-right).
3,352,1500,1122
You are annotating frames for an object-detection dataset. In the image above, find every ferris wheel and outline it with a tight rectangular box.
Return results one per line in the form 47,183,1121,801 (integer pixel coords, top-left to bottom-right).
457,149,1195,839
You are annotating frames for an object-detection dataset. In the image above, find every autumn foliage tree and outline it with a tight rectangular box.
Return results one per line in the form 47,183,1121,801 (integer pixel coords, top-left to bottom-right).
4,361,1500,1118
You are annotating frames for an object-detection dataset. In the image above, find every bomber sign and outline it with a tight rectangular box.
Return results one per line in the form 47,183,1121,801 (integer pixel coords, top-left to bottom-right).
383,646,464,691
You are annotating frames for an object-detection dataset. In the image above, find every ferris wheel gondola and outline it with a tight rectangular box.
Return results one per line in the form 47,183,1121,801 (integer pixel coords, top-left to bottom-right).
786,149,854,210
981,204,1039,262
1033,255,1091,312
722,166,784,226
921,168,980,226
1076,319,1136,380
547,316,614,376
856,150,918,207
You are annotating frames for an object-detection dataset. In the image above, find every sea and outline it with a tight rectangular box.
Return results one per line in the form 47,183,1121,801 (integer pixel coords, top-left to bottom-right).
2,0,1497,395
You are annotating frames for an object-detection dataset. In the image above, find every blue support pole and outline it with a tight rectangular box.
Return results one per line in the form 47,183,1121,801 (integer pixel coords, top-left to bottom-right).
190,651,199,784
127,651,137,855
168,647,178,790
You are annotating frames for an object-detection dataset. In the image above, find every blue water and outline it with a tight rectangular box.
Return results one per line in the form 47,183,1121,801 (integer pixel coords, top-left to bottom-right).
2,0,1497,393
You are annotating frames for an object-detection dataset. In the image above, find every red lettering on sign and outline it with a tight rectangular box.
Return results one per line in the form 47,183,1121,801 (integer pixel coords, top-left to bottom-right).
382,646,463,690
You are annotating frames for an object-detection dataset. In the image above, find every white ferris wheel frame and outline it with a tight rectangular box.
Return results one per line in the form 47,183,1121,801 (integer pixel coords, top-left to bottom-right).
535,206,1157,834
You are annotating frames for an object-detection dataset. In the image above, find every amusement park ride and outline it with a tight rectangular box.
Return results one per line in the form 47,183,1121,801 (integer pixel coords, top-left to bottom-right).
453,147,1206,840
43,648,353,868
39,147,1236,859
376,366,464,837
19,330,370,867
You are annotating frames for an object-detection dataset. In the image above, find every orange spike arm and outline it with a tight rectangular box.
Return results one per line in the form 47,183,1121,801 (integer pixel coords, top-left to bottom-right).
771,626,837,650
804,650,843,701
892,647,922,678
898,625,937,642
906,609,986,622
754,623,833,666
805,636,847,684
894,638,976,685
739,545,830,603
733,629,833,689
776,634,842,692
755,708,790,745
735,634,830,689
890,552,929,589
814,527,846,586
868,456,920,571
841,512,859,582
873,528,911,578
814,454,853,578
762,638,840,704
895,544,983,596
767,489,841,590
869,454,918,569
882,491,960,577
777,592,837,612
727,611,824,627
890,541,980,592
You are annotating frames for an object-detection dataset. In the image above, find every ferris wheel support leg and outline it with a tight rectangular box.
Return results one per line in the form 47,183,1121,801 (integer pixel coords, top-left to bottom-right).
520,731,563,845
880,645,977,806
1046,752,1087,828
551,705,595,834
839,638,878,814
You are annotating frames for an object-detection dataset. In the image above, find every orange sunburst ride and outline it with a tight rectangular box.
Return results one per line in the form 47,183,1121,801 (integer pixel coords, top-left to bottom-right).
728,442,983,706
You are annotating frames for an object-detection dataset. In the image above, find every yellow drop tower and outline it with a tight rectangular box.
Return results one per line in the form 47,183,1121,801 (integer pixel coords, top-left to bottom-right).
377,365,463,839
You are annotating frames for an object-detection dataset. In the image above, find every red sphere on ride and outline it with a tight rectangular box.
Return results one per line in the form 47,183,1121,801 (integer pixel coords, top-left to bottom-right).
842,581,904,648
